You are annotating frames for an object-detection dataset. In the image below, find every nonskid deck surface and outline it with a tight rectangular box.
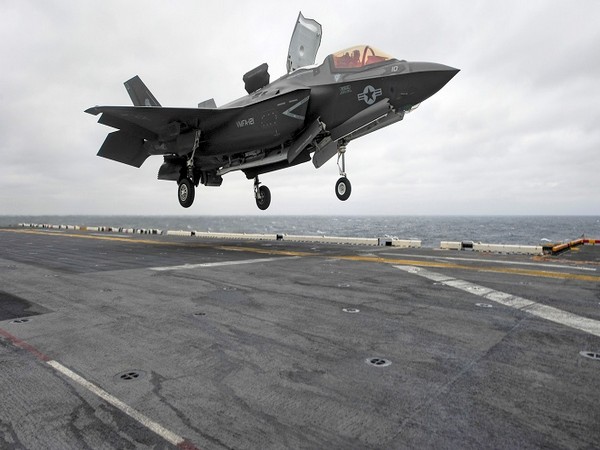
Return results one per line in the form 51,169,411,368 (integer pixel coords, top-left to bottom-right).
1,227,599,449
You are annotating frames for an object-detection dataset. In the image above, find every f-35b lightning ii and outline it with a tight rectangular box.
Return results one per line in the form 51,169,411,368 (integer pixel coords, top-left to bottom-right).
86,13,458,210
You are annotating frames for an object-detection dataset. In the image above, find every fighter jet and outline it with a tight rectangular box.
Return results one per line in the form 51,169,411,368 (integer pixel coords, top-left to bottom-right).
86,13,458,210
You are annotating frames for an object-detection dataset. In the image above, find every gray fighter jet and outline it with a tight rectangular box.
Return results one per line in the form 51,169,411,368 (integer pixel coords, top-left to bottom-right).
86,13,458,210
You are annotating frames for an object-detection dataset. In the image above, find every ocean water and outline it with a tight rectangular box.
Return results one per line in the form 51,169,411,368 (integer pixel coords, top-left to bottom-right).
2,215,599,248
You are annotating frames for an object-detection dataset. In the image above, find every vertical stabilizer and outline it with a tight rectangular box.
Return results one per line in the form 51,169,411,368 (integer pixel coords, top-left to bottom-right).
124,75,161,107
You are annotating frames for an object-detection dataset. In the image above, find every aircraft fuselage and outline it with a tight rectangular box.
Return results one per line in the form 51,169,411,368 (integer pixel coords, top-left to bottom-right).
202,58,457,160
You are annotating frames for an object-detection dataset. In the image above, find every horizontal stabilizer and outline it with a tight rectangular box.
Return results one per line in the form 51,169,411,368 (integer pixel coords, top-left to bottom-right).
98,112,157,140
124,76,161,107
97,131,149,168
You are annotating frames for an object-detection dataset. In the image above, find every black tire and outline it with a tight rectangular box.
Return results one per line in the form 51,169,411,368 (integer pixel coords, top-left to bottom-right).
335,177,351,201
256,185,271,210
178,178,195,208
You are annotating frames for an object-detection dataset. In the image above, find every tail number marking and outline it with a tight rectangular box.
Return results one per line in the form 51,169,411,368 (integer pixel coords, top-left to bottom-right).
236,118,255,128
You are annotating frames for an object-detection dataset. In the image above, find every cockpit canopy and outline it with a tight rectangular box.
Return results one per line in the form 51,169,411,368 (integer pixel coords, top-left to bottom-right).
330,45,394,70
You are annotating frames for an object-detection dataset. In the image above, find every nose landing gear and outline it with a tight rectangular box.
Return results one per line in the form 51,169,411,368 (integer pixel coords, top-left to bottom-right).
335,141,352,201
335,177,351,201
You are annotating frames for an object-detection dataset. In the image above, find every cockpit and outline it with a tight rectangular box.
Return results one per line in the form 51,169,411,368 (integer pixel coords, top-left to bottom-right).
330,45,394,71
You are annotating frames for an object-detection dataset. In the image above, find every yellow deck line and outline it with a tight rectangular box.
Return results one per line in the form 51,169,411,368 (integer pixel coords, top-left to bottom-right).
5,229,208,247
4,229,599,282
341,255,600,282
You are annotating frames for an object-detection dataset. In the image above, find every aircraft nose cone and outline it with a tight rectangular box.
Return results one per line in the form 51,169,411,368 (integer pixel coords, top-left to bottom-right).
406,61,459,104
409,61,460,74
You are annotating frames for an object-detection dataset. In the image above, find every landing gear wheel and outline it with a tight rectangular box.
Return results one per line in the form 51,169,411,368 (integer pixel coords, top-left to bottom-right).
335,177,351,201
255,185,271,210
178,178,195,208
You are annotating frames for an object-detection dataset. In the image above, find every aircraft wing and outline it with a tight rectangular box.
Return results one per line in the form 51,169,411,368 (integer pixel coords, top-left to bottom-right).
87,87,312,168
85,105,244,140
86,105,246,167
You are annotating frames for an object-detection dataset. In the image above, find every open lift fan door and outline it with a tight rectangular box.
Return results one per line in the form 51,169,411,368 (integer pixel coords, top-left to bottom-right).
286,12,322,73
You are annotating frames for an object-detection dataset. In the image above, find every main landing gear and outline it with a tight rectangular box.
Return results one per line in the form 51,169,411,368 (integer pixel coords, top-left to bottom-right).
177,130,201,208
335,141,352,201
254,176,271,210
178,178,195,208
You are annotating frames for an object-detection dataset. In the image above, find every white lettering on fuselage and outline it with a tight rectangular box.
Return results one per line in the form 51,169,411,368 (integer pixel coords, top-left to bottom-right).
339,85,352,95
236,118,255,128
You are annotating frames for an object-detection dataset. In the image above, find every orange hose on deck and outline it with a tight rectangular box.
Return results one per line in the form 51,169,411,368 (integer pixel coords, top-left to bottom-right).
552,238,584,254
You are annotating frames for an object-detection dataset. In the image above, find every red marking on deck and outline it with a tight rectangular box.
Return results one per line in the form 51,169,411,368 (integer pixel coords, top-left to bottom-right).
0,327,50,361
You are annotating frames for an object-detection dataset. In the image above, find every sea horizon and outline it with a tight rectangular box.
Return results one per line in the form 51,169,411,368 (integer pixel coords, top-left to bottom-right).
3,215,599,248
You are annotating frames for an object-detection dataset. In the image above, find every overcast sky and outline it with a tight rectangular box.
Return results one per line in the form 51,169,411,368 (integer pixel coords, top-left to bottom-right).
1,0,599,216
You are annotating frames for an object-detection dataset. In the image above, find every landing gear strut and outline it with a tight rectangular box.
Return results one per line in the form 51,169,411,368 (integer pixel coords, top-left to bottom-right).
177,130,201,208
335,141,351,201
254,177,271,210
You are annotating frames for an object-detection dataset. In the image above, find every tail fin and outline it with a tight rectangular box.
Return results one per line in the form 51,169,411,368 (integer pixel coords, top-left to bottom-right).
124,75,161,107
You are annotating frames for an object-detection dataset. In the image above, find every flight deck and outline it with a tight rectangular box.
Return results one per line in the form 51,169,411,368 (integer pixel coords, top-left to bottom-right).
1,226,599,449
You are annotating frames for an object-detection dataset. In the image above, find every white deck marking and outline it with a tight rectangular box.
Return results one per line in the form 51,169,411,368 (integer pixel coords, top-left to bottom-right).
381,253,596,272
47,360,186,447
394,265,600,338
150,256,300,271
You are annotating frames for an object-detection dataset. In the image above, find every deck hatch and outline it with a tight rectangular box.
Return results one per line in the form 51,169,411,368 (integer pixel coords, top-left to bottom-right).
115,370,146,381
366,357,392,367
10,318,31,324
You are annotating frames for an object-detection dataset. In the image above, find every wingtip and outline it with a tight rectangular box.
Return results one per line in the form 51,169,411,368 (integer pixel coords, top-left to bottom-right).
85,106,101,116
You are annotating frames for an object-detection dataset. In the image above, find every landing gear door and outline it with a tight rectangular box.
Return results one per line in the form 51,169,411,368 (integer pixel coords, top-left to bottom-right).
286,12,322,74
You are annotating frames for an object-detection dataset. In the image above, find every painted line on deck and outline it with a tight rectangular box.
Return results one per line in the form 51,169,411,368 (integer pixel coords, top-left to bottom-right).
394,265,600,338
0,326,199,450
0,327,51,361
380,252,597,272
4,229,599,282
150,256,300,271
205,250,600,282
340,254,600,283
47,361,197,449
